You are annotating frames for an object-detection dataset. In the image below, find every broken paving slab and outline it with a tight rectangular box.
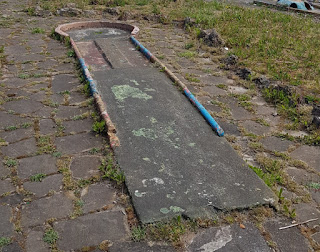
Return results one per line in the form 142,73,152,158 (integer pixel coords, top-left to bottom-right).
186,223,271,252
66,26,276,223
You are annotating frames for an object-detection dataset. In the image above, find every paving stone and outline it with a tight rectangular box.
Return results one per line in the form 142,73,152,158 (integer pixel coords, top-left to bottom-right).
0,179,15,195
50,94,65,105
17,155,57,179
54,211,128,251
0,205,14,237
1,138,37,158
52,74,79,93
2,77,28,88
0,162,10,179
0,127,34,143
216,120,241,136
311,232,320,245
26,230,50,252
32,106,53,118
9,53,46,63
37,59,58,70
39,119,56,135
261,136,293,152
69,91,87,104
3,99,43,114
202,85,228,96
0,111,30,130
109,242,176,252
242,120,270,136
290,145,320,171
63,118,93,134
2,242,23,252
199,75,229,85
56,132,103,155
294,202,320,228
187,223,270,252
286,167,319,185
21,193,73,227
55,106,89,119
264,219,311,252
256,105,277,115
0,193,24,206
220,99,254,120
82,182,116,213
23,174,63,197
70,155,101,179
311,191,320,205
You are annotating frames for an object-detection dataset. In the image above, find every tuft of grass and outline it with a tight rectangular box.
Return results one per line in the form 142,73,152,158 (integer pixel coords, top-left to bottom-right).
92,120,106,134
0,237,11,247
100,154,125,184
30,173,46,182
31,27,45,34
43,229,59,244
4,159,17,167
131,226,146,241
177,51,197,58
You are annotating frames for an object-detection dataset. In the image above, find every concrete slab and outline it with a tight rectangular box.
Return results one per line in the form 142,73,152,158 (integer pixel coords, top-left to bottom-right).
94,67,275,223
1,138,37,158
70,27,275,223
109,242,176,252
70,155,101,179
0,205,14,237
187,223,271,252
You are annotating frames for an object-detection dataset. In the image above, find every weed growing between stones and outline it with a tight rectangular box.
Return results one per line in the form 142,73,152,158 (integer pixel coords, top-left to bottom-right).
30,173,46,182
99,154,124,185
43,228,59,245
0,237,11,247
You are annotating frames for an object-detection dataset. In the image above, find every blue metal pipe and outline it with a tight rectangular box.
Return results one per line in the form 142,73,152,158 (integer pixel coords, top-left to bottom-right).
79,58,99,95
130,36,152,60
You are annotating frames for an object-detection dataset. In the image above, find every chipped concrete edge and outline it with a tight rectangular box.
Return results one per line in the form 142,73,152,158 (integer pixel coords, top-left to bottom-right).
55,21,139,149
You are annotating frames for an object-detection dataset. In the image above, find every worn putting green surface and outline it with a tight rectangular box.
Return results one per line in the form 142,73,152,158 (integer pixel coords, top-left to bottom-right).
69,28,275,223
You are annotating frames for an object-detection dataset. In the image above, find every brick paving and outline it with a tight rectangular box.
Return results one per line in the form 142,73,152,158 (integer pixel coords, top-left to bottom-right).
0,0,320,251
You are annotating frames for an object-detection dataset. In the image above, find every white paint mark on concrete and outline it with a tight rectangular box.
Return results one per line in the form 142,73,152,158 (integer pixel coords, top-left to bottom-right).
199,226,232,252
142,177,164,187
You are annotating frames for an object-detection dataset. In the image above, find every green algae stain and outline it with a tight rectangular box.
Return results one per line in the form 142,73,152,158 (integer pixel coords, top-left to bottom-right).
132,128,157,140
170,206,185,213
143,157,151,162
144,88,156,92
150,117,157,124
135,190,146,197
160,208,170,214
130,80,139,86
160,206,185,214
111,85,152,102
188,143,196,147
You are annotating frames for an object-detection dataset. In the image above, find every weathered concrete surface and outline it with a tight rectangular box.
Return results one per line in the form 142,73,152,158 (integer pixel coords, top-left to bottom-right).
109,242,176,252
187,223,271,252
68,29,276,223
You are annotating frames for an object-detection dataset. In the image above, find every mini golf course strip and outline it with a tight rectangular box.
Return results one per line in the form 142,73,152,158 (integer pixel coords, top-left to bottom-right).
55,21,276,223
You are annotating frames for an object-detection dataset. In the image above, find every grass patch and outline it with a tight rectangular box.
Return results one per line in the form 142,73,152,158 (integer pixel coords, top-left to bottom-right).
43,229,59,244
0,237,11,247
4,159,17,167
30,173,46,182
100,154,125,184
177,51,197,58
31,27,45,34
